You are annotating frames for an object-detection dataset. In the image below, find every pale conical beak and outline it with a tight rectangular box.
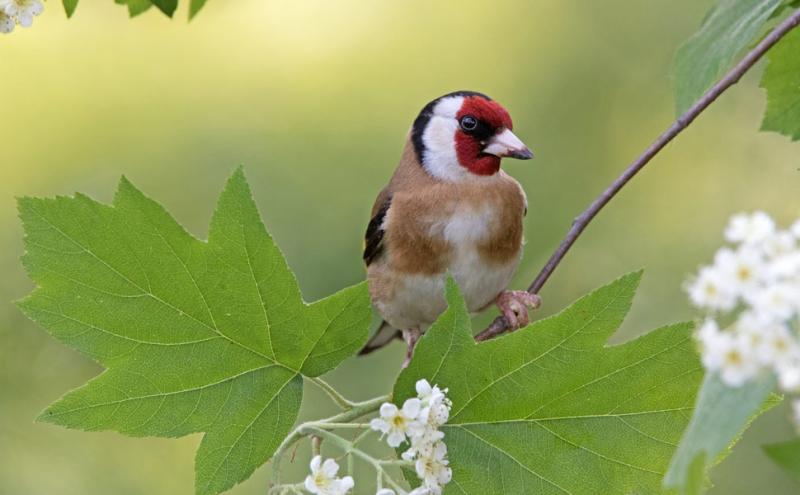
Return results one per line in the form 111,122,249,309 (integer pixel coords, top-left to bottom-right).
482,128,533,159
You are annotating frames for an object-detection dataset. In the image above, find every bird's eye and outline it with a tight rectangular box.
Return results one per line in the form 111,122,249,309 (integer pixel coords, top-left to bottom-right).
460,115,478,132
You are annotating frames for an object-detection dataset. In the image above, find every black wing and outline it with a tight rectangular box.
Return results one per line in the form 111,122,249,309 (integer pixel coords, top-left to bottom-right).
363,197,391,266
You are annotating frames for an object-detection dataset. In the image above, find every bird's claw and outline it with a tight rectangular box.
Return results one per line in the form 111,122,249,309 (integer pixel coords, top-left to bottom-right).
496,290,541,330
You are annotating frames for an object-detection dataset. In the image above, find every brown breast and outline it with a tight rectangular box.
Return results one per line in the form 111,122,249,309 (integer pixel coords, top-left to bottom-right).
381,141,527,276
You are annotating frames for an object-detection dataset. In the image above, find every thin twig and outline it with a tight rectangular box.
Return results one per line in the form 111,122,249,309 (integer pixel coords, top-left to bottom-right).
475,8,800,342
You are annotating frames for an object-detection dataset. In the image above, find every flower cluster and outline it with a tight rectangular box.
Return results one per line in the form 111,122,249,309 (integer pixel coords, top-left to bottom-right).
0,0,43,34
687,212,800,421
304,455,354,495
370,379,453,495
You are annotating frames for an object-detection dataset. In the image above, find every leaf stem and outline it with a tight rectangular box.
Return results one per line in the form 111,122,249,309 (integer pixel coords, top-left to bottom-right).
309,376,359,410
475,8,800,341
315,422,372,430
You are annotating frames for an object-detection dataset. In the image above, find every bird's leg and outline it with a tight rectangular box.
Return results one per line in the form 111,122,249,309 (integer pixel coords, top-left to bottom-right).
401,327,422,368
495,291,541,330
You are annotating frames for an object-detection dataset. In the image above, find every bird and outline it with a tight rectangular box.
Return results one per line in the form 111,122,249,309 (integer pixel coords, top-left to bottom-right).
360,90,540,366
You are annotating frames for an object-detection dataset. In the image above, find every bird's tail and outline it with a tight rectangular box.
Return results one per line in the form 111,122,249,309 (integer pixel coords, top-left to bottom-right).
358,320,401,356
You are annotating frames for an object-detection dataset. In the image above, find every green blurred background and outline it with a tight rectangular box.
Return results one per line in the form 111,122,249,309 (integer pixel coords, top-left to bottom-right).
1,0,799,493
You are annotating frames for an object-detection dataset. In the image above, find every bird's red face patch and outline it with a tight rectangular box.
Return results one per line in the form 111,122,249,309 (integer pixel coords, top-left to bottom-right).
454,96,514,176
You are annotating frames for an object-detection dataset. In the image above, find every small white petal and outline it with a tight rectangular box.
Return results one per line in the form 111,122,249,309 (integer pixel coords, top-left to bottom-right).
0,14,13,33
29,0,43,15
321,458,340,478
305,475,319,494
438,466,453,484
376,490,395,495
379,403,398,418
309,455,322,472
415,458,426,479
339,475,355,492
387,431,405,448
416,379,432,397
792,219,800,239
370,418,389,433
402,398,422,419
17,11,34,27
778,363,800,392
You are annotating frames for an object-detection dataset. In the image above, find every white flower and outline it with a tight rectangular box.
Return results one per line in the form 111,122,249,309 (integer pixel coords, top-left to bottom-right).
686,266,737,311
370,398,423,447
415,442,452,495
758,325,799,368
304,456,354,495
1,0,43,27
697,318,722,347
749,283,800,322
714,247,766,298
792,220,800,239
778,361,800,392
763,231,797,258
415,379,445,405
373,379,453,494
375,490,395,495
0,9,13,33
768,252,800,281
725,211,776,245
703,332,759,386
414,380,451,433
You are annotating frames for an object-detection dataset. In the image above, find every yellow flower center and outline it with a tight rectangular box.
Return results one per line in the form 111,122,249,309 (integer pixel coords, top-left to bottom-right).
314,473,330,487
724,349,743,366
737,266,752,282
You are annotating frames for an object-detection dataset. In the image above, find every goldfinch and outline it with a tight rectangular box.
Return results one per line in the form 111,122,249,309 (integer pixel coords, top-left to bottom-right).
360,91,539,365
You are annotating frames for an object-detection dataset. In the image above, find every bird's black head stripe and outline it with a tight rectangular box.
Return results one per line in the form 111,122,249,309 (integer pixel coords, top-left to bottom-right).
410,91,492,164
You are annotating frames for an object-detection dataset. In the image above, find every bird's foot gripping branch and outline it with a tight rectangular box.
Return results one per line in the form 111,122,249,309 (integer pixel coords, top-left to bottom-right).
15,2,800,494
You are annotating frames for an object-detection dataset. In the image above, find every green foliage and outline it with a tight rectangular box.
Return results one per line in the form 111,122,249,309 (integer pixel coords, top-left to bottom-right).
190,0,208,20
760,28,800,140
663,374,778,494
17,169,371,495
151,0,178,17
764,439,800,483
62,0,78,18
395,273,704,495
66,0,208,19
673,0,783,115
115,0,153,18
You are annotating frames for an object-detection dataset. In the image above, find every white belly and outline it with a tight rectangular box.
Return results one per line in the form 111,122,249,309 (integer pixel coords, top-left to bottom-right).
376,206,522,330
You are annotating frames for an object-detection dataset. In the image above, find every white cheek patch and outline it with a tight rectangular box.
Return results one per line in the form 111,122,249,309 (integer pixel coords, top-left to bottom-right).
421,96,468,182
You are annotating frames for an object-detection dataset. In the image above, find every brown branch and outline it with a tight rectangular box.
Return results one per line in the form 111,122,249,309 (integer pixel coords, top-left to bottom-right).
475,8,800,342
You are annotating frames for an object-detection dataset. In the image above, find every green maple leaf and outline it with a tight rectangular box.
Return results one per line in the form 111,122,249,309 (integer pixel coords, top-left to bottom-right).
760,28,800,141
673,0,783,115
395,273,704,495
17,169,371,495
